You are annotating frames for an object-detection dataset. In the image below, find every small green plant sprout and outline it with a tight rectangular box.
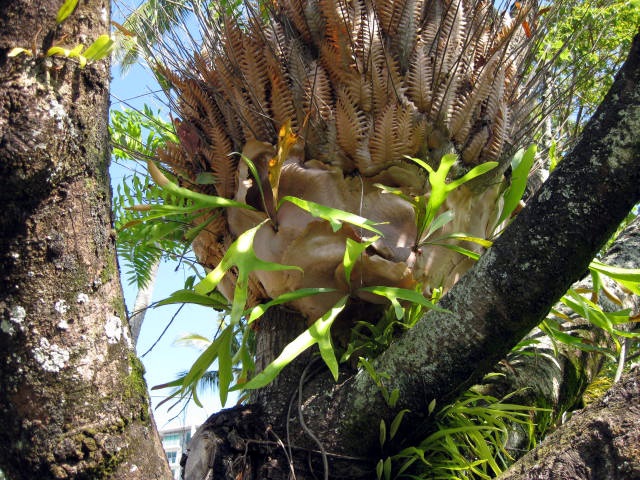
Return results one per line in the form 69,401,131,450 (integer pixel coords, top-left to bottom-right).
376,457,393,480
340,306,413,363
358,357,396,407
414,145,535,261
376,153,498,248
8,48,33,58
358,286,450,321
548,141,560,173
8,0,113,67
56,0,79,23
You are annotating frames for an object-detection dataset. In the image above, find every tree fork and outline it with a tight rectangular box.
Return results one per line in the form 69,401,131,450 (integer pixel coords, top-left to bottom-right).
298,30,640,456
0,1,171,478
183,33,640,479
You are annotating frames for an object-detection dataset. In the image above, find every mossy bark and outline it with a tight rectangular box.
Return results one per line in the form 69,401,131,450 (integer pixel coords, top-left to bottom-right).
0,1,171,478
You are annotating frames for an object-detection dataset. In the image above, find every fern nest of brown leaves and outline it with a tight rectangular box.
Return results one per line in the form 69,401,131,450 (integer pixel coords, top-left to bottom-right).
155,0,543,320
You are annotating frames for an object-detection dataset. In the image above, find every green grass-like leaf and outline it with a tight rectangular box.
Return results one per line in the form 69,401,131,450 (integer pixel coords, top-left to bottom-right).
497,145,537,226
56,0,79,23
238,296,348,390
590,260,640,295
391,391,546,479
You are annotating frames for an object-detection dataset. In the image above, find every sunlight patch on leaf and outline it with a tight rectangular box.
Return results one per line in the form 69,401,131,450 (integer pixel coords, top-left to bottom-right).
194,221,302,324
344,236,379,287
279,196,384,236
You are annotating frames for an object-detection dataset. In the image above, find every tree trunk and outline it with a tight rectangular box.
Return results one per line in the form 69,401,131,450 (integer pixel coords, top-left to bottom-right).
0,1,171,479
250,306,312,427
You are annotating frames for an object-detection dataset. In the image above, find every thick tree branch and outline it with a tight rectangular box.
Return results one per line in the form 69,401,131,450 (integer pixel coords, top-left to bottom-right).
478,215,640,453
296,33,640,456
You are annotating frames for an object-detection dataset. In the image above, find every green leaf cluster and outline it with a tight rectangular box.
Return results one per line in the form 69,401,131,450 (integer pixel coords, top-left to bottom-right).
390,391,545,479
378,154,497,247
536,0,640,157
110,105,178,161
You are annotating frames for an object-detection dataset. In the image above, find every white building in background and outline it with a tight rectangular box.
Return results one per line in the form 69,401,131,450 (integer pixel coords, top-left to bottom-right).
160,425,198,479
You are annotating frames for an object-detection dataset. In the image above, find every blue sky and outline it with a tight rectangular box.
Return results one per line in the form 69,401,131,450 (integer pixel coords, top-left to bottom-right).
109,11,233,429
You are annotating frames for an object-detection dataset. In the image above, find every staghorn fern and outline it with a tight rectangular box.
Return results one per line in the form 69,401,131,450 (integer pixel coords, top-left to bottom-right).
130,0,576,319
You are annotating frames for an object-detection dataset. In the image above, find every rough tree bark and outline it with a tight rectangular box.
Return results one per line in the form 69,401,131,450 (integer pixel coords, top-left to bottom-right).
183,33,640,479
0,1,171,479
479,214,640,454
498,365,640,480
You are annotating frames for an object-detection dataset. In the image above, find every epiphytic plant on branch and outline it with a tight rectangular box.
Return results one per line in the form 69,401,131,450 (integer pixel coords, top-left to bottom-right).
148,0,558,316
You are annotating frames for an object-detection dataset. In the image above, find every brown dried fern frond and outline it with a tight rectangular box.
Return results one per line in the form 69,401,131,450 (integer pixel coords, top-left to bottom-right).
336,86,369,157
482,100,509,164
462,126,489,164
281,0,313,43
302,61,333,122
368,103,404,172
268,58,298,131
201,124,235,199
161,0,548,187
157,141,189,170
